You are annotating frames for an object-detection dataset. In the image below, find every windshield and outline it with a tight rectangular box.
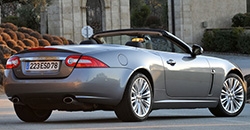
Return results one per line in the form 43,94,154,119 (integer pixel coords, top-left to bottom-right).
93,30,188,53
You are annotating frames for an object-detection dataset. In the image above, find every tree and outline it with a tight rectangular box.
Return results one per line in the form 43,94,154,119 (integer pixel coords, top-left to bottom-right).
0,0,19,18
30,0,50,34
130,0,168,29
131,4,151,27
1,0,51,33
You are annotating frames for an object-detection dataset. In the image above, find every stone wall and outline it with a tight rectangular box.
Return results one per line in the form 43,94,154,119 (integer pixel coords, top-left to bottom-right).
48,0,246,45
168,0,246,44
47,0,130,43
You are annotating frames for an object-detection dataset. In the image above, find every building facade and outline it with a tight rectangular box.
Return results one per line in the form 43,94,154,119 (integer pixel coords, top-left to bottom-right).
168,0,246,44
47,0,246,44
47,0,130,43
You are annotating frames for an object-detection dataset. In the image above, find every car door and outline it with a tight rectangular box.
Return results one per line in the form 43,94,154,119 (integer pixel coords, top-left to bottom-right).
151,36,212,97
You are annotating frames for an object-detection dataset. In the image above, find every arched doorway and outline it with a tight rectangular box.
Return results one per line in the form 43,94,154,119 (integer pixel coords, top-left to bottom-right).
86,0,104,33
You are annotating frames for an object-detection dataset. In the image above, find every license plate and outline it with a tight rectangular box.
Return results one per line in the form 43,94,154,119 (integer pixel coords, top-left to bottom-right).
26,61,60,71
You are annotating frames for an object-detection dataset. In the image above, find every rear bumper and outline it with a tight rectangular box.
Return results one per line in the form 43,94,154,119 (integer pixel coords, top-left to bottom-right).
3,68,132,109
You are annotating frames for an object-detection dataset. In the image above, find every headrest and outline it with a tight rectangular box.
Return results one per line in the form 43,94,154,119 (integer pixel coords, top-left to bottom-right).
80,39,97,45
125,41,144,48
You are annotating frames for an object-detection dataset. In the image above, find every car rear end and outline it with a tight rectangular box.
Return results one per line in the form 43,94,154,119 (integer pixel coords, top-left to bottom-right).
3,46,129,111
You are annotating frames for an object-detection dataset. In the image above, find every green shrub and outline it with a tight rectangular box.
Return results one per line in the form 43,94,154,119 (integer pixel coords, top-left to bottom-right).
202,29,235,52
232,13,250,27
236,32,250,54
214,30,234,52
1,16,20,28
202,27,245,53
202,30,216,51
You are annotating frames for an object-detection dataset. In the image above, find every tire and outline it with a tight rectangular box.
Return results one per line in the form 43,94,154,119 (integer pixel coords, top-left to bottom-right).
115,73,153,122
248,87,250,100
14,104,52,122
209,73,246,117
244,75,250,100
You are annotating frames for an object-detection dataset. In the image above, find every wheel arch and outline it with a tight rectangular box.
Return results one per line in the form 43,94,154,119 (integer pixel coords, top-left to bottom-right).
115,68,154,121
227,69,247,95
228,69,244,81
126,68,154,95
135,68,154,93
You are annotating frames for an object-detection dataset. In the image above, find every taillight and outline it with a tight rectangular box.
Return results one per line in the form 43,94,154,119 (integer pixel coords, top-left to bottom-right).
76,56,108,68
65,55,81,67
65,55,108,68
6,56,21,69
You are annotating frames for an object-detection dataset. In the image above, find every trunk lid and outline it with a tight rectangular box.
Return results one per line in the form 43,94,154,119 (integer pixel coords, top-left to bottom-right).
12,48,81,79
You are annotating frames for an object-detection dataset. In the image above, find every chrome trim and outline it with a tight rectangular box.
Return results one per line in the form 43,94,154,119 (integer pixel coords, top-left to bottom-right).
154,100,217,103
20,57,65,61
75,95,110,99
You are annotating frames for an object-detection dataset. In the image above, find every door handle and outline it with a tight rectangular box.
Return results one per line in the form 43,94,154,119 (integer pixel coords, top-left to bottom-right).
167,59,176,66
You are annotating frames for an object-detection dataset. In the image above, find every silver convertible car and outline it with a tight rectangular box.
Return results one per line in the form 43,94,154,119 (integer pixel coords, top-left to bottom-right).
3,29,247,122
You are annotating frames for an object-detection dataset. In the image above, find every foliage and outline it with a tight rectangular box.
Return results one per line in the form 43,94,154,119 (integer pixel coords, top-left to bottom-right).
1,16,19,26
16,4,41,31
145,15,161,28
202,27,250,54
232,13,250,27
236,32,250,54
0,1,18,18
202,30,216,51
161,2,168,29
131,5,151,27
130,0,168,29
1,0,51,32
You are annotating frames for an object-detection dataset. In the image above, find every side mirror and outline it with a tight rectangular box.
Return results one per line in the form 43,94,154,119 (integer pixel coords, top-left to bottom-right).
191,44,203,57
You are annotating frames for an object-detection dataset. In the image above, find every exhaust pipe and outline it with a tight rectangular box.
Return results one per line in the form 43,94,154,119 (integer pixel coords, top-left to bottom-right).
63,97,74,104
63,96,98,110
11,97,21,104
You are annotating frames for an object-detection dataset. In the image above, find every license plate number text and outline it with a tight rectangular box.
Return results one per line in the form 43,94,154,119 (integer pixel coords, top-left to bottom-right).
26,61,60,71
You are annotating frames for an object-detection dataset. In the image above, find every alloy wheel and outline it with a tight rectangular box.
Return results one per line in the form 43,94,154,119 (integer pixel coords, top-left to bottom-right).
221,77,244,114
130,77,152,117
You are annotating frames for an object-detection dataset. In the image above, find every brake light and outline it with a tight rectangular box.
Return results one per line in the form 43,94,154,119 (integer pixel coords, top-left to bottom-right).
6,56,21,69
28,47,57,51
65,55,108,68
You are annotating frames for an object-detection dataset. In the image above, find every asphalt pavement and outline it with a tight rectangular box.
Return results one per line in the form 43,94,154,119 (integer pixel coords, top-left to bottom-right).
0,95,249,130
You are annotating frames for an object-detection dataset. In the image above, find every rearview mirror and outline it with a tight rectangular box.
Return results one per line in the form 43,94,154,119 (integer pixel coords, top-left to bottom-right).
191,44,203,57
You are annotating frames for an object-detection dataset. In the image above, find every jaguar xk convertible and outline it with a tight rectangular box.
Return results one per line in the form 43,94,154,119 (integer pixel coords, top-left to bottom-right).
3,28,247,122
